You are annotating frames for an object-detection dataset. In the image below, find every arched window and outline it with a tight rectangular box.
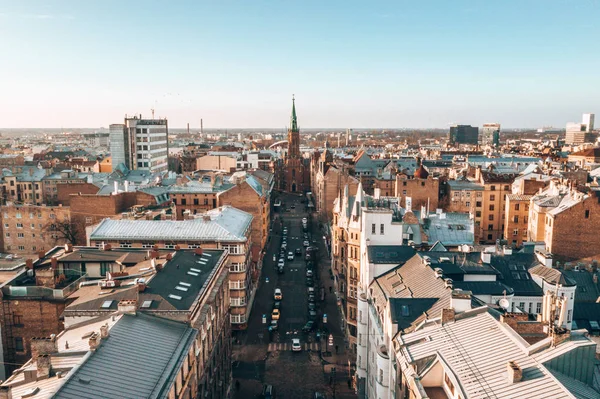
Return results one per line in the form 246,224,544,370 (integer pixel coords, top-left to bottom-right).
292,169,296,177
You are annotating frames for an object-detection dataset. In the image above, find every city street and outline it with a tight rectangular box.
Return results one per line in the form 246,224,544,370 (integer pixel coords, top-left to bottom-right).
233,192,356,399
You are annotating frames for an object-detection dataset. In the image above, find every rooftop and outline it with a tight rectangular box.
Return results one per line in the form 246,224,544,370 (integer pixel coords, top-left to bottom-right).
90,206,252,242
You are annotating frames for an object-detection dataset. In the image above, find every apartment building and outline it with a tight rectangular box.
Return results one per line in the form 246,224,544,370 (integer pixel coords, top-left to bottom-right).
0,204,71,255
0,166,46,205
1,246,232,398
504,194,532,247
394,164,440,211
475,168,516,243
88,206,255,329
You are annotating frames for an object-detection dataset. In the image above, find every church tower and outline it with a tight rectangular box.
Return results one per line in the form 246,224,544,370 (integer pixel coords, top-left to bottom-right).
287,95,300,159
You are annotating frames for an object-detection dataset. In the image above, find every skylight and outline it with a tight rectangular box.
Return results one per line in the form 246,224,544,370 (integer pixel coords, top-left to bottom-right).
179,282,191,287
101,300,113,309
187,271,199,276
175,286,188,292
168,294,182,300
141,300,152,308
190,268,201,273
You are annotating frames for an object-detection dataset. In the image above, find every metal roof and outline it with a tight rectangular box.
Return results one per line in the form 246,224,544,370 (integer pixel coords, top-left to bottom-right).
90,206,252,242
54,313,197,399
396,309,587,399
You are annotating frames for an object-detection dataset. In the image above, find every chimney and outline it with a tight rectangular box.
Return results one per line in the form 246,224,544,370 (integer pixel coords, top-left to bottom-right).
36,354,51,380
26,259,34,269
481,249,492,264
124,180,129,192
31,335,58,358
374,187,381,199
441,308,455,325
149,250,160,259
50,257,58,270
37,250,46,260
118,299,137,315
100,323,109,339
166,253,173,261
88,332,101,351
102,243,112,251
507,361,522,383
113,181,118,195
0,386,12,399
194,247,204,256
64,243,73,253
451,289,472,313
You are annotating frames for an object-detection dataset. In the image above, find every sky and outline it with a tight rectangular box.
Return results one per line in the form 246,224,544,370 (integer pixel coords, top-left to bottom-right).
1,0,599,129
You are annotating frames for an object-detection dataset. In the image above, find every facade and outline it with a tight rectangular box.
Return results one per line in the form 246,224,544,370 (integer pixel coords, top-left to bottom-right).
481,122,501,146
476,168,516,244
170,176,231,220
394,165,440,211
0,204,71,255
196,154,238,172
449,124,479,145
568,147,600,165
504,194,532,247
0,166,46,205
88,206,256,329
109,123,129,169
281,97,310,193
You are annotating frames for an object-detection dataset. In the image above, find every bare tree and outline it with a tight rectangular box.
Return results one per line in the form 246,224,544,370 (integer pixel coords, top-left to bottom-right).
42,217,82,246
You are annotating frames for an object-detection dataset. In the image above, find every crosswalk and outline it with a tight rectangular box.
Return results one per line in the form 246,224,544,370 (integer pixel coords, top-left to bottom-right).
268,342,320,352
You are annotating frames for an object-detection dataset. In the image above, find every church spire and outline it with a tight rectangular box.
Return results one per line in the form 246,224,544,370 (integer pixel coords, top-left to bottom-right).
290,94,298,132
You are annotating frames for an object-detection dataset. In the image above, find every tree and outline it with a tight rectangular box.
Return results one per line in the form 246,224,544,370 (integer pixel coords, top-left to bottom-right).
42,217,82,246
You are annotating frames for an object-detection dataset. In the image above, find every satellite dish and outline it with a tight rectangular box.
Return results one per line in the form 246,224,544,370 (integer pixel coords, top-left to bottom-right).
499,298,510,310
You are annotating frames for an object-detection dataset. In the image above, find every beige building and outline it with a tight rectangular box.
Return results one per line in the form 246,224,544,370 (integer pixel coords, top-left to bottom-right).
87,206,255,329
196,154,238,172
0,204,71,255
475,168,516,243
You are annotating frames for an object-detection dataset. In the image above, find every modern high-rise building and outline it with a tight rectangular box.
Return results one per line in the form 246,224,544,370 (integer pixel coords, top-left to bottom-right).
449,124,479,145
109,115,169,172
565,113,596,145
481,123,501,146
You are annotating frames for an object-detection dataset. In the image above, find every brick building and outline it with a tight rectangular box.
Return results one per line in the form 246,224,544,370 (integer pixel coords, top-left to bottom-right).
88,206,255,329
0,204,72,255
0,166,46,205
56,182,100,205
169,175,232,220
504,194,532,247
475,168,516,244
394,164,440,211
279,97,310,193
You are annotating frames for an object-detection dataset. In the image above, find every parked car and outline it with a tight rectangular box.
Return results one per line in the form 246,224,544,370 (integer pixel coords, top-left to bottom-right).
308,310,318,321
292,338,301,351
305,252,312,261
273,301,281,310
272,309,281,320
278,259,285,268
306,278,314,287
278,266,284,274
302,217,307,223
308,302,316,311
274,288,282,300
306,269,313,278
281,242,287,250
313,392,327,399
287,251,294,260
308,294,316,302
295,248,302,256
302,321,315,333
307,287,315,295
303,240,310,247
270,320,279,331
291,205,296,209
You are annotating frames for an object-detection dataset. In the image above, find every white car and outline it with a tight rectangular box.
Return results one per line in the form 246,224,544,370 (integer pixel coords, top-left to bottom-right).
278,259,285,268
274,288,282,300
303,240,310,247
287,252,294,260
292,338,302,352
302,217,307,223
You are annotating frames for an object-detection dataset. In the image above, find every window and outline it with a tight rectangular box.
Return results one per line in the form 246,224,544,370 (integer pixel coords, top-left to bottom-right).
380,224,384,234
30,223,35,228
465,201,470,207
536,303,542,314
514,216,519,223
524,216,528,224
476,211,481,217
15,212,21,219
504,185,509,190
488,215,494,221
490,185,496,191
514,204,520,211
17,233,24,238
4,233,9,238
85,217,93,224
519,302,525,310
230,263,246,272
165,244,176,249
567,309,572,323
585,210,590,219
193,198,199,205
403,181,407,186
528,303,533,314
488,224,494,231
490,194,496,201
18,245,25,251
371,224,376,234
119,242,132,248
49,214,56,219
421,182,425,187
402,190,407,195
489,205,494,211
513,229,518,236
16,223,23,228
181,198,187,205
15,337,24,352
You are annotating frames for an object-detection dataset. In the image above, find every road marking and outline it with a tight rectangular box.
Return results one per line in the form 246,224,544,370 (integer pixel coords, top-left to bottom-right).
267,342,319,352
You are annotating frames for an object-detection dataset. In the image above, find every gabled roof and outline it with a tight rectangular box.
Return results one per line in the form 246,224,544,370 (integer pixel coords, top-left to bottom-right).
388,298,438,330
367,245,416,265
529,265,576,287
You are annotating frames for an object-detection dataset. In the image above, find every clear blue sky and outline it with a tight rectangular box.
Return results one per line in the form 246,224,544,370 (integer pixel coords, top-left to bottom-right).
1,0,599,129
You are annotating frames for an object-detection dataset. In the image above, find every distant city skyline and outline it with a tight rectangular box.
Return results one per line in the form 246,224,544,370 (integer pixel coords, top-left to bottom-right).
1,0,599,129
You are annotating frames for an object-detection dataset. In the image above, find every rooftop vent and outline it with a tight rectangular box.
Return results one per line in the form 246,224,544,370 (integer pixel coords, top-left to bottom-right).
507,361,522,383
434,268,444,278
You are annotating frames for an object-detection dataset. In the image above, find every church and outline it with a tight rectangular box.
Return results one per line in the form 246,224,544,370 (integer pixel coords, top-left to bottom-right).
276,96,311,193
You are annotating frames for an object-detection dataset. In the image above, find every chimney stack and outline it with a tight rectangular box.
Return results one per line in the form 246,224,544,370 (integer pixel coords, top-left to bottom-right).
50,257,58,270
100,323,109,339
37,250,46,260
102,243,112,251
507,361,522,383
36,354,51,380
88,332,101,351
64,243,73,253
441,308,455,325
118,299,137,315
0,386,12,399
26,259,34,269
451,289,472,313
31,335,58,358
